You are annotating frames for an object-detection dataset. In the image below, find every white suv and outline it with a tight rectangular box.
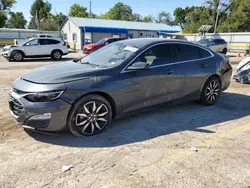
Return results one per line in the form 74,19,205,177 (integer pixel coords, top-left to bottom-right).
2,37,68,61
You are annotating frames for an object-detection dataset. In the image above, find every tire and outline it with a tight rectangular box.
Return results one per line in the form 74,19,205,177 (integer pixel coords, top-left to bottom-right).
68,94,112,137
12,51,24,61
200,76,221,106
222,48,227,54
51,50,62,60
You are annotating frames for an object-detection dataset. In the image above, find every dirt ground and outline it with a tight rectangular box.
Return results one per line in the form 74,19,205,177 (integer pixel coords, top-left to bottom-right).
0,51,250,188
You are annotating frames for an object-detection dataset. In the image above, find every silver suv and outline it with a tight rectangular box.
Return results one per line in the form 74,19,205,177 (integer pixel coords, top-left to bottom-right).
197,38,228,54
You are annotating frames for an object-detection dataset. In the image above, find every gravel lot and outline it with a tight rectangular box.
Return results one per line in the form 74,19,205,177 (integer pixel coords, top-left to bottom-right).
0,51,250,188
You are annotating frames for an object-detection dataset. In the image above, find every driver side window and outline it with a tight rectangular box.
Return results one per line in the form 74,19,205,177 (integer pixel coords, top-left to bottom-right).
135,44,174,66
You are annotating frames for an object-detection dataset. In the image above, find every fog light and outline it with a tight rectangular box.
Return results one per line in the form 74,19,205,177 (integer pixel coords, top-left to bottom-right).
29,113,51,120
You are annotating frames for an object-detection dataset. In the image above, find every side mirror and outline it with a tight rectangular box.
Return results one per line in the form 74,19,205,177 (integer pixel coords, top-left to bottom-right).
211,41,216,45
127,62,150,70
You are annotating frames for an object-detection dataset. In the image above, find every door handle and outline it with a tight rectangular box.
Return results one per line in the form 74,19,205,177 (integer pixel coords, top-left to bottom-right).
201,64,208,68
165,69,174,74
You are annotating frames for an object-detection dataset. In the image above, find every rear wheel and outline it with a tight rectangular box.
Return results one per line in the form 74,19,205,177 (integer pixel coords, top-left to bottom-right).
200,76,221,105
222,48,227,54
12,51,24,61
68,95,112,137
51,50,62,60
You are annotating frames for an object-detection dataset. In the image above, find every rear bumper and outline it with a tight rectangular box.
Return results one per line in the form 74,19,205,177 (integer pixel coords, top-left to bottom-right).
221,68,233,91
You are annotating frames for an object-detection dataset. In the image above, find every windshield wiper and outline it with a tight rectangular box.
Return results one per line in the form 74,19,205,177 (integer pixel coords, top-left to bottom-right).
82,62,99,68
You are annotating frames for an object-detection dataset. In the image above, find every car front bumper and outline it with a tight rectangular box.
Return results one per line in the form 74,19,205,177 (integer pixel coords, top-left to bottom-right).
8,90,72,132
2,51,11,59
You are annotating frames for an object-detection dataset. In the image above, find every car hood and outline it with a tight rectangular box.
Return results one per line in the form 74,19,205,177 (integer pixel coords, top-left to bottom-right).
3,45,18,50
21,61,103,84
84,43,102,49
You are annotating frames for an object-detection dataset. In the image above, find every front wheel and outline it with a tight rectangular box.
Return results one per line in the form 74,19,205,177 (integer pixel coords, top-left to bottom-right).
12,51,24,61
200,76,221,105
68,95,112,137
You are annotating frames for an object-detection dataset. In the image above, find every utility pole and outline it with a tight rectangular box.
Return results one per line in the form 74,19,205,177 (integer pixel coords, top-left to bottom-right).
214,0,220,33
89,1,92,18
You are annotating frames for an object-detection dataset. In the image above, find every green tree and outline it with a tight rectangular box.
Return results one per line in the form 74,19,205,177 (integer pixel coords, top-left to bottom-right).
174,7,187,30
183,6,213,33
53,12,67,27
132,13,142,22
0,0,16,27
0,11,7,27
143,15,153,23
29,0,52,29
156,11,174,26
218,0,250,32
103,2,133,21
69,4,88,18
6,12,27,28
1,0,16,12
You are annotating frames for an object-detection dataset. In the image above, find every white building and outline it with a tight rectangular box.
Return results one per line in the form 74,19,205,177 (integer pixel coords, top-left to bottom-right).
60,17,180,50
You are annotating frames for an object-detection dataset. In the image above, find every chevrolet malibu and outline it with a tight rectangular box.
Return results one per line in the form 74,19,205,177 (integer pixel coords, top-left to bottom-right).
9,38,232,137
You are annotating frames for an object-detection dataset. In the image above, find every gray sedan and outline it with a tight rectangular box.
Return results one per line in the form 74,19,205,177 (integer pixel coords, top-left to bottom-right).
9,38,232,137
197,38,228,54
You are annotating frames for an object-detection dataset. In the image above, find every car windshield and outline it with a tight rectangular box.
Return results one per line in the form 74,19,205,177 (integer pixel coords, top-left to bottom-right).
79,42,139,68
96,39,106,45
197,39,212,46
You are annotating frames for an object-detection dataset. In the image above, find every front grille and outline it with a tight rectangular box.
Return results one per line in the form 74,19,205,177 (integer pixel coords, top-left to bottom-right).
9,96,23,117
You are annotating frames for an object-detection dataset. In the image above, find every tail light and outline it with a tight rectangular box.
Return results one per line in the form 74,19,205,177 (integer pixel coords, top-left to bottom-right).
63,41,66,46
15,40,18,45
221,58,232,73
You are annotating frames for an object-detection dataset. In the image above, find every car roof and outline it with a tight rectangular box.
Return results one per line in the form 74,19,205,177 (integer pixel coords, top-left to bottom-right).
28,37,61,41
115,38,193,48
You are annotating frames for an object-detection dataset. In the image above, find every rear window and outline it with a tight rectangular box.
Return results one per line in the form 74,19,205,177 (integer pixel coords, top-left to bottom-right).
214,39,226,44
49,39,60,44
199,48,211,58
174,44,200,61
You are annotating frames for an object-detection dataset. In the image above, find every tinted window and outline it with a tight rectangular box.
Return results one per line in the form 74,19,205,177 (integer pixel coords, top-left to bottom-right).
107,39,116,44
49,39,60,44
40,39,50,45
174,44,200,62
40,39,60,45
199,48,211,58
214,39,226,44
136,44,174,66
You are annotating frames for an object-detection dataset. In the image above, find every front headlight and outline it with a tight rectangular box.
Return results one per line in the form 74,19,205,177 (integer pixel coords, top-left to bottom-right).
24,90,64,102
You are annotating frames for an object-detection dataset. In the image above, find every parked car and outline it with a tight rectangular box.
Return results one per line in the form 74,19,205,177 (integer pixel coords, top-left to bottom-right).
233,57,250,84
14,34,54,46
197,38,228,54
9,38,232,137
2,37,68,61
83,37,127,54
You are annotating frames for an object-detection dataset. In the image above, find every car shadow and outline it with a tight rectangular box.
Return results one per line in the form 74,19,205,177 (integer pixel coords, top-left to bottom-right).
27,92,250,147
